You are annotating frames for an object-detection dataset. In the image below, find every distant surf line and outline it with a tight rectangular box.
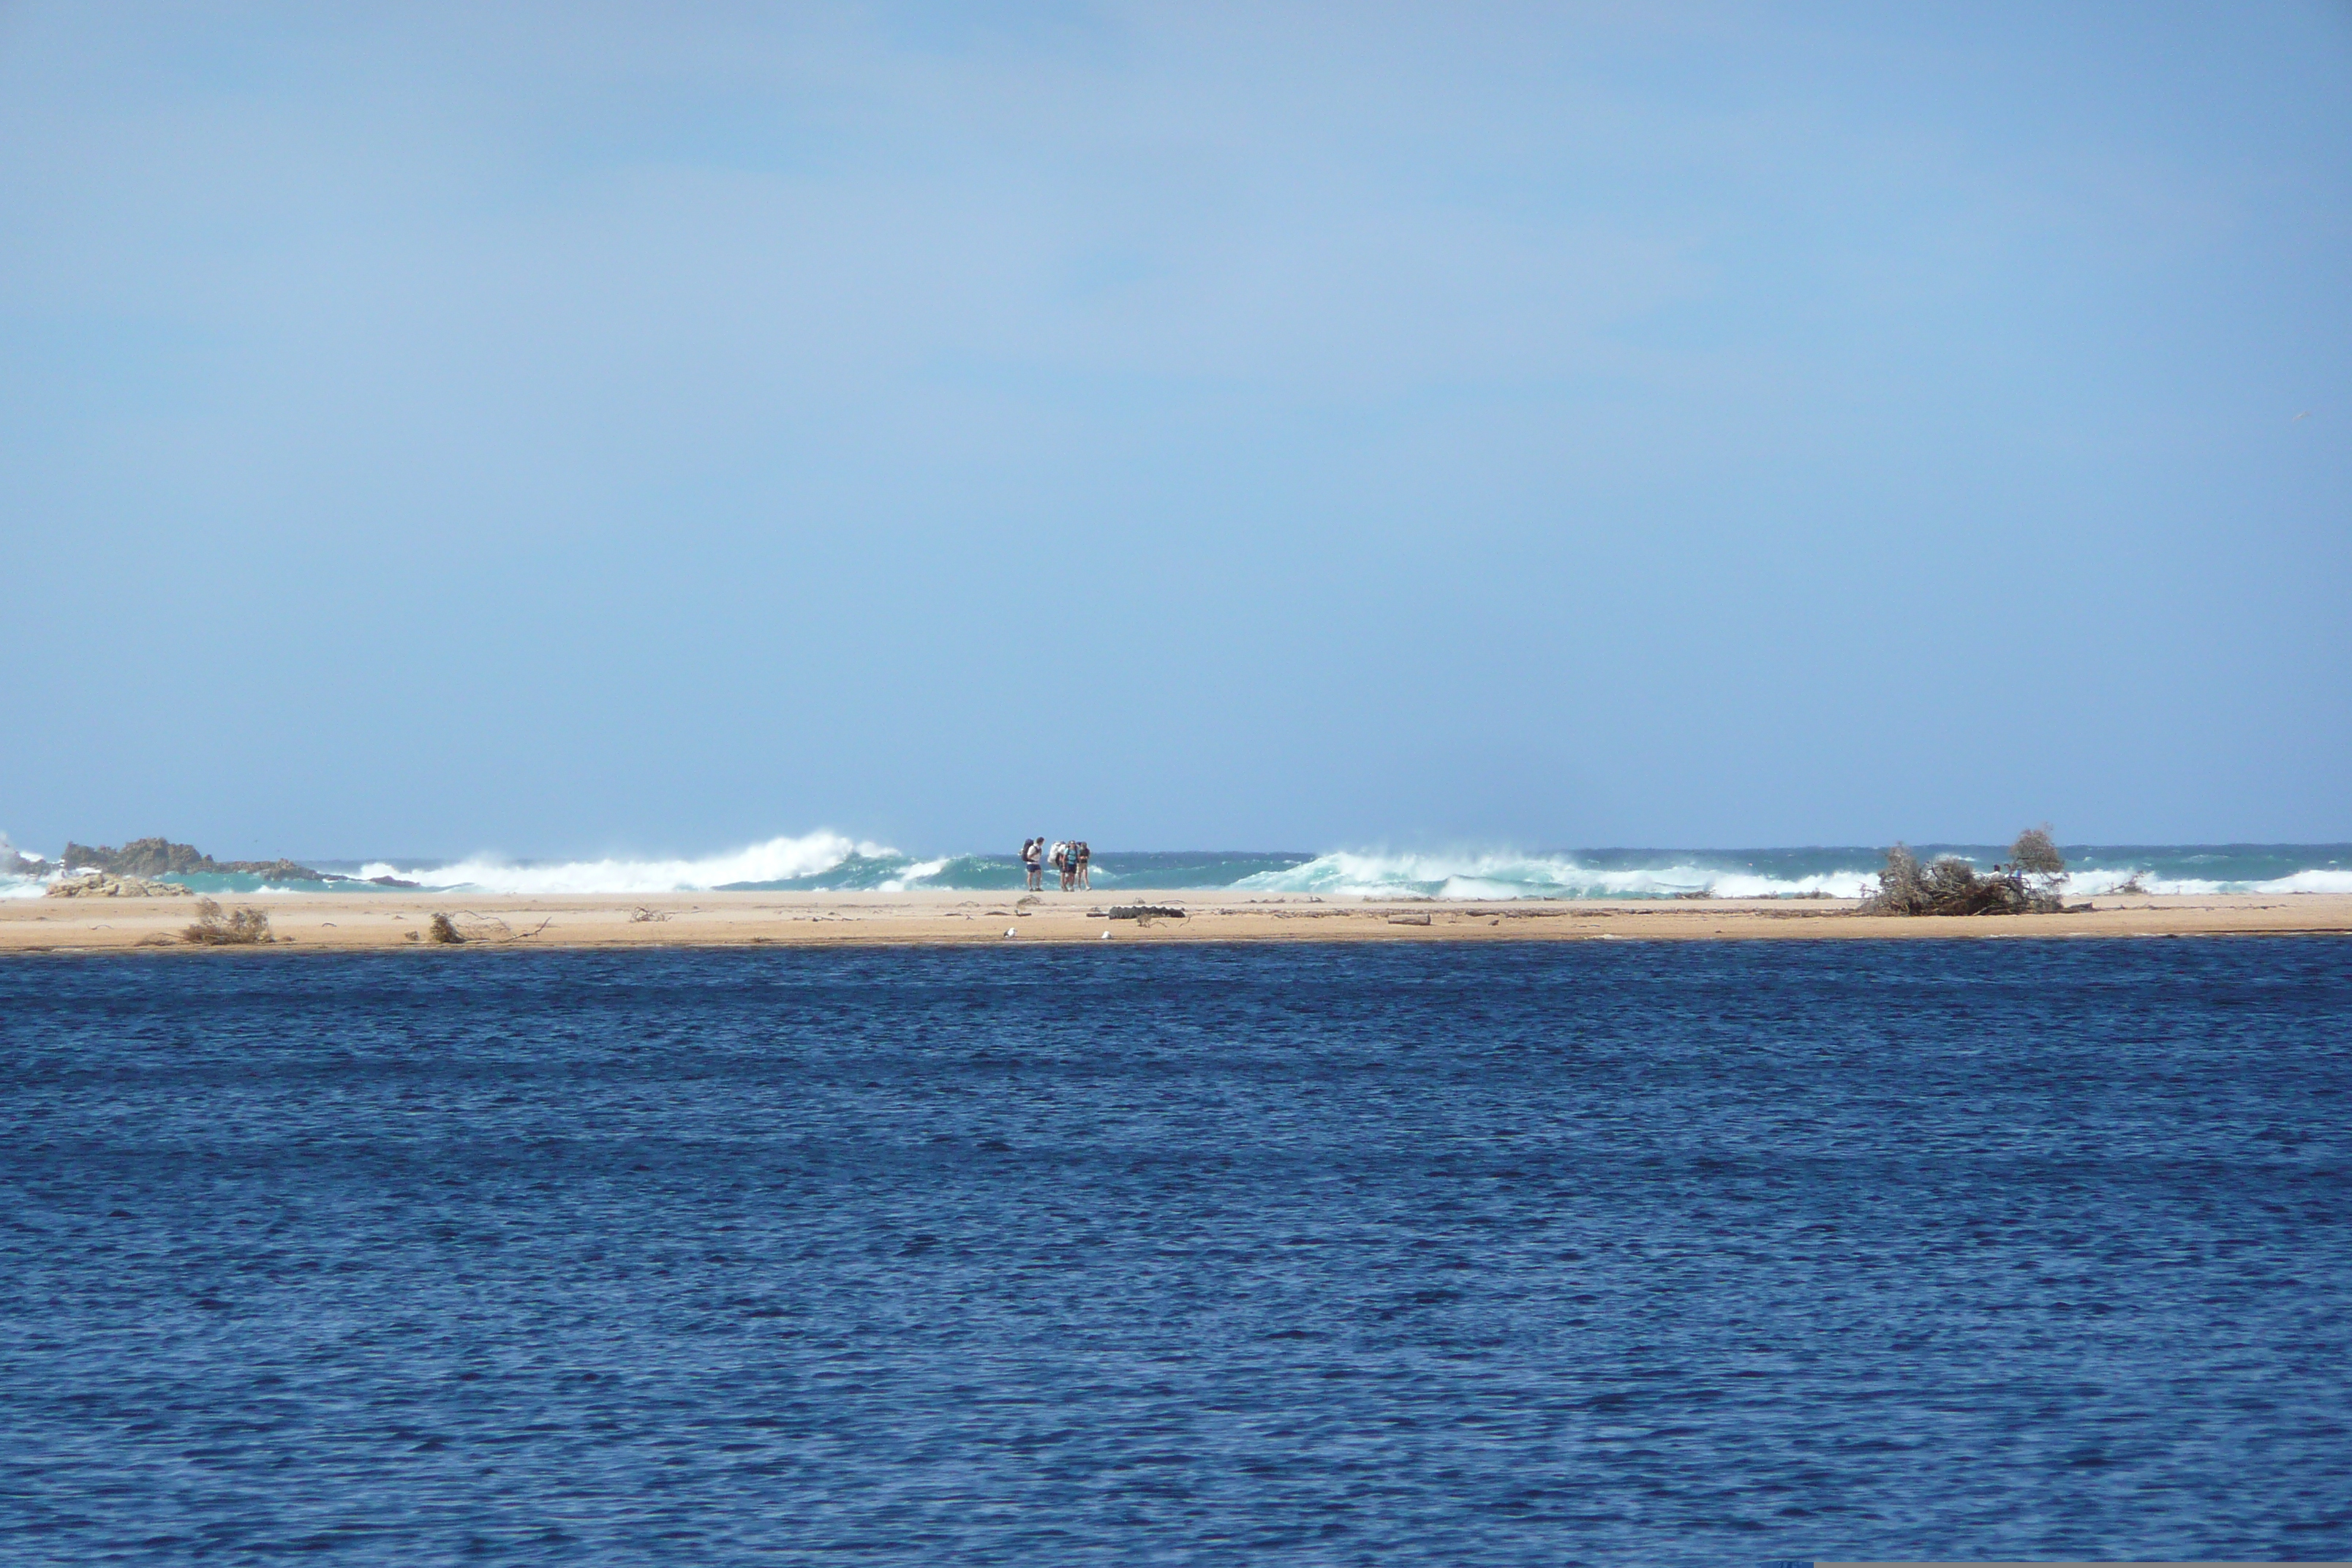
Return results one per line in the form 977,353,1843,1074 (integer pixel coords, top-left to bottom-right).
10,831,2349,900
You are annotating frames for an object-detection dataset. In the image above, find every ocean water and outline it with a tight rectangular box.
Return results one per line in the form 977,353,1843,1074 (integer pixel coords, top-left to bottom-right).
3,938,2348,1564
7,833,2351,900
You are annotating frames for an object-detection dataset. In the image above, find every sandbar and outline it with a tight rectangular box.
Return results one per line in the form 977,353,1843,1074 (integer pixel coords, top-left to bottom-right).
2,889,2348,954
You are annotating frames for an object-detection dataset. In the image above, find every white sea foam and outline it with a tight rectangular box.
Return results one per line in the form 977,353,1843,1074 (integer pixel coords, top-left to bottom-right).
2063,867,2352,897
359,831,894,895
878,858,950,893
1235,850,1877,901
0,832,48,899
6,823,2340,901
1244,848,2352,902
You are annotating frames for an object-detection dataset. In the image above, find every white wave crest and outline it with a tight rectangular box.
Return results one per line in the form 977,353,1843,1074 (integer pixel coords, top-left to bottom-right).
1235,850,1877,901
359,831,893,895
1,832,48,899
878,858,950,893
2065,867,2352,897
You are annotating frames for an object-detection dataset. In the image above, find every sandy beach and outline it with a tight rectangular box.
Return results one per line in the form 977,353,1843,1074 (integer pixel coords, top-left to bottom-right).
3,888,2348,954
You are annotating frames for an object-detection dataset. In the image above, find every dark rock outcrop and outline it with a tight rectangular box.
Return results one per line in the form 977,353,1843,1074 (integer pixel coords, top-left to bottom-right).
62,837,336,883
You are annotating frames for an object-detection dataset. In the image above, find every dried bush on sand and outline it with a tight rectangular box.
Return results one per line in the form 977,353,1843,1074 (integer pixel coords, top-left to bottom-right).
1863,830,2069,917
426,913,464,944
2010,825,2064,879
1873,845,1926,911
181,898,274,945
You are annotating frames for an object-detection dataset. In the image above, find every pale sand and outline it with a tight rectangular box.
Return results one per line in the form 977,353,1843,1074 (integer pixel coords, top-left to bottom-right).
2,889,2348,953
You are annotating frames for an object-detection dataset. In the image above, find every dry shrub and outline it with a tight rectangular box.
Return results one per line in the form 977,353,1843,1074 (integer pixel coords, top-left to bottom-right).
426,913,464,944
2010,825,2064,879
181,898,274,946
1863,830,2069,917
1873,845,1926,911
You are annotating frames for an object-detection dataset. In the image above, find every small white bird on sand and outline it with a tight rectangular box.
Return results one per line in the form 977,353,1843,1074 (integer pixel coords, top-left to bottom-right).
1005,927,1018,938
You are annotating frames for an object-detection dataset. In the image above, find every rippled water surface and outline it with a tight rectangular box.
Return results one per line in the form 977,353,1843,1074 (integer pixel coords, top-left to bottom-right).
4,939,2348,1564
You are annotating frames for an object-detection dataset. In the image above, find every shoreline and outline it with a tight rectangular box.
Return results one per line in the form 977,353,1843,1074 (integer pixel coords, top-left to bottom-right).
4,889,2349,953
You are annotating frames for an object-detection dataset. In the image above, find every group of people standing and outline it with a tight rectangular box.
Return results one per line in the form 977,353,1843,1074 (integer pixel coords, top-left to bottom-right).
1020,838,1091,892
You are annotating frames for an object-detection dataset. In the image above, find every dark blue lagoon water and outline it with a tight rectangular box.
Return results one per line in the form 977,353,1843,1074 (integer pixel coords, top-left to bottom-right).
3,940,2348,1564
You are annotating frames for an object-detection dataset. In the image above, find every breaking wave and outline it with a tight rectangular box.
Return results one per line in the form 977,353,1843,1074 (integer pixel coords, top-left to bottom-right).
1234,850,1874,901
357,832,901,895
1234,845,2352,900
4,826,2348,900
2062,865,2352,897
1,834,46,900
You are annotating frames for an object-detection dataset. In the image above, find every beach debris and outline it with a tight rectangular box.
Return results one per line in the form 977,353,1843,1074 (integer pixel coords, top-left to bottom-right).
423,911,547,943
1105,905,1186,922
1387,913,1432,926
180,899,274,946
630,906,671,923
1862,826,2068,916
47,872,193,898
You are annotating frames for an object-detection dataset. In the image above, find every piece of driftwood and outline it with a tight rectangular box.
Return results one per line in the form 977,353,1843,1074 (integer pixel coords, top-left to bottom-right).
1106,905,1187,921
1387,912,1432,926
424,911,551,944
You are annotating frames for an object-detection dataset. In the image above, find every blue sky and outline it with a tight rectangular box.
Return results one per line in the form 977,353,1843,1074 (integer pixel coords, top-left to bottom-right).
4,2,2347,860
